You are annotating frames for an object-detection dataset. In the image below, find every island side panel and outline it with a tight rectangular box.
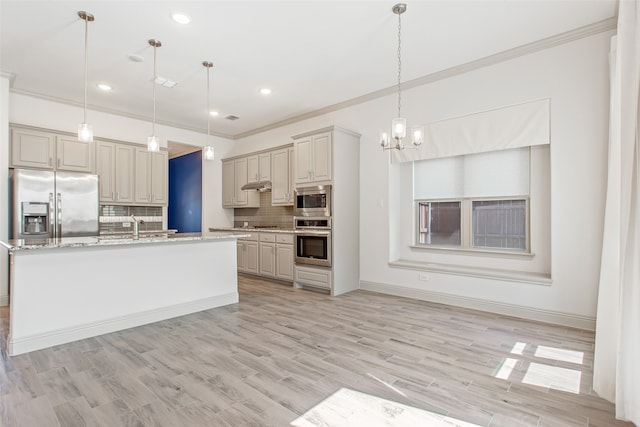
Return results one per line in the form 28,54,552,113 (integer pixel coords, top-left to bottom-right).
9,238,238,355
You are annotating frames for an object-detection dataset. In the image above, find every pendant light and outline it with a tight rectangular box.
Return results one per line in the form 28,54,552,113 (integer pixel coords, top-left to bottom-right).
202,61,215,161
77,11,94,142
147,39,162,152
380,3,423,151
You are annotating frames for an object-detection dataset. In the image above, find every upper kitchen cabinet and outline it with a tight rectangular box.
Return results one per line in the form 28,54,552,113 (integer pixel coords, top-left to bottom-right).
96,141,135,204
294,131,331,185
247,152,271,184
222,157,259,208
271,146,294,205
134,148,168,205
56,135,95,172
10,126,94,172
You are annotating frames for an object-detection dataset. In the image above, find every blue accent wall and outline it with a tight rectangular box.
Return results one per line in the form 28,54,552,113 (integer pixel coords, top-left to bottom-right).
168,150,202,233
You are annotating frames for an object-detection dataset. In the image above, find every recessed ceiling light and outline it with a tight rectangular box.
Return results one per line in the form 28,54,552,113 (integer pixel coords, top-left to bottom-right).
128,53,144,63
210,111,219,117
260,88,272,95
171,13,191,24
97,83,112,91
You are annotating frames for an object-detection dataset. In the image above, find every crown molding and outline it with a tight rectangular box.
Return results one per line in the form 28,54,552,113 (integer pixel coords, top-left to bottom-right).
234,17,617,140
0,71,16,86
9,88,235,140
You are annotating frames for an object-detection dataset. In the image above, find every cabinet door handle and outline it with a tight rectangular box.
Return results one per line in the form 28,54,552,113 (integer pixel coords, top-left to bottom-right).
111,192,114,200
49,157,53,167
57,158,61,168
116,192,119,200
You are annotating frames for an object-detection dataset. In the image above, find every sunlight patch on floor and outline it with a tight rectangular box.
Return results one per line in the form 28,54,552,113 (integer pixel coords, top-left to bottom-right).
495,342,584,394
534,345,584,364
291,387,482,427
522,363,582,394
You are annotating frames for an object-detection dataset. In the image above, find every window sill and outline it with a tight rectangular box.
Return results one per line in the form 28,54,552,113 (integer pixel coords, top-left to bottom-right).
410,244,534,259
390,258,552,286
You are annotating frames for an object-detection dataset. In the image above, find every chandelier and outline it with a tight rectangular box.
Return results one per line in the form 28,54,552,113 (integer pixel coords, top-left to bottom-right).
381,3,423,151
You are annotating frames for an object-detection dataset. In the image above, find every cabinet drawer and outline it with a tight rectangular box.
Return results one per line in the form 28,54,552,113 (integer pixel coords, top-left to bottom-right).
276,233,294,244
260,233,276,242
295,265,332,289
242,233,259,242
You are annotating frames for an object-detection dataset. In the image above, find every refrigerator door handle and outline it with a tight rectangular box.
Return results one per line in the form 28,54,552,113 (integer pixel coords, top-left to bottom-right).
49,192,55,238
57,193,62,238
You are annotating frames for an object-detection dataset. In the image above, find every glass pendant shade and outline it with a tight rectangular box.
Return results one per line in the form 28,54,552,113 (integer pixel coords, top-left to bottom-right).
380,130,390,147
411,125,424,146
203,146,215,160
392,117,406,140
78,123,93,142
147,135,160,153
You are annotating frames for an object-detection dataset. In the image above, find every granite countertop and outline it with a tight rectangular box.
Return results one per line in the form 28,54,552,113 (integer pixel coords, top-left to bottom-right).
0,231,250,252
208,227,295,234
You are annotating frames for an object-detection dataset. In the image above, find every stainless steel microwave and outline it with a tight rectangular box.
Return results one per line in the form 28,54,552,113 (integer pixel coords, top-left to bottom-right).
294,185,331,217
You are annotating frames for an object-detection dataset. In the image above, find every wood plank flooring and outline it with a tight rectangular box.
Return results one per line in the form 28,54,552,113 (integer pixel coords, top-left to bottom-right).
0,275,633,426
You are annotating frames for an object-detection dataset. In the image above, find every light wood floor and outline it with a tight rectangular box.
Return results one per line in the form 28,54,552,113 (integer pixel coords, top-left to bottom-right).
0,275,633,426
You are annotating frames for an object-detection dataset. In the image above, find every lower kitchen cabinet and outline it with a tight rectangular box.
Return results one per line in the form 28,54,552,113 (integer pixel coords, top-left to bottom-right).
259,244,276,277
294,264,332,290
238,231,294,283
237,235,259,275
275,234,294,280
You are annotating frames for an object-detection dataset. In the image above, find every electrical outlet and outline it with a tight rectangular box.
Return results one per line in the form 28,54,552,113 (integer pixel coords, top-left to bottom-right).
419,272,430,281
123,222,131,228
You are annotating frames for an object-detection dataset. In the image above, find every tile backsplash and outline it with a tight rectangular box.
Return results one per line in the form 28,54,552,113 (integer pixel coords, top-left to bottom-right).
99,205,163,234
234,191,294,228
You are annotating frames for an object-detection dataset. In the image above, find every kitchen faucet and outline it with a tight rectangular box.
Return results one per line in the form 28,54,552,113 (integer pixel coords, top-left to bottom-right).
131,215,145,239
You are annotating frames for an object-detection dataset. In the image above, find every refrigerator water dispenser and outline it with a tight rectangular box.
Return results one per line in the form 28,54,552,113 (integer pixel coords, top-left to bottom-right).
22,202,49,235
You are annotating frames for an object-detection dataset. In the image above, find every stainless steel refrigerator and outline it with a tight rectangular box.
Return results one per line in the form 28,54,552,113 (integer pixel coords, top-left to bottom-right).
10,168,99,240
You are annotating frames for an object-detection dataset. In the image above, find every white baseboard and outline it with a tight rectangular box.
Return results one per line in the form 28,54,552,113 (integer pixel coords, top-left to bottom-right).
360,280,595,331
8,292,239,356
0,295,8,307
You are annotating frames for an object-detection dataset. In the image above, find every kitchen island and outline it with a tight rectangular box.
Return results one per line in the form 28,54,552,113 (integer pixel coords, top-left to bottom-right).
1,231,248,355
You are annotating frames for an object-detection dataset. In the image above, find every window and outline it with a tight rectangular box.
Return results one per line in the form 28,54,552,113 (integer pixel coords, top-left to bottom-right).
414,147,530,253
472,199,526,250
418,201,461,246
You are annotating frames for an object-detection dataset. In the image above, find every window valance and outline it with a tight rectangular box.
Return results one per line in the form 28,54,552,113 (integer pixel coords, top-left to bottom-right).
391,98,550,163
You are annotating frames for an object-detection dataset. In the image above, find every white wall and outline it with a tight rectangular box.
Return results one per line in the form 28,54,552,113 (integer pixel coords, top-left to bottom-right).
232,31,612,328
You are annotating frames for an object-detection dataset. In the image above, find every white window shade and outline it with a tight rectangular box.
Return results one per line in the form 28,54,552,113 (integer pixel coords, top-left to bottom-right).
393,98,550,163
414,147,530,199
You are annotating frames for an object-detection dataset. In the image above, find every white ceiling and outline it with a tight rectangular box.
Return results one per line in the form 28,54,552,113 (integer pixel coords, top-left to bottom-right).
1,1,617,140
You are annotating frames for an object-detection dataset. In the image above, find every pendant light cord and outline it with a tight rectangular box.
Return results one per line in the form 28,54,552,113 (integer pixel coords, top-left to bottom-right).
207,65,211,137
152,43,157,136
83,15,89,123
397,8,402,119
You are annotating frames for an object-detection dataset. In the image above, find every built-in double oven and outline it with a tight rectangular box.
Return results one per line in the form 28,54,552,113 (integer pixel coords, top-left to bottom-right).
294,185,332,267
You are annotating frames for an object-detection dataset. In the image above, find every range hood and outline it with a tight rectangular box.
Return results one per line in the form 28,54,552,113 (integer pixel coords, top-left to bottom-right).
241,181,272,191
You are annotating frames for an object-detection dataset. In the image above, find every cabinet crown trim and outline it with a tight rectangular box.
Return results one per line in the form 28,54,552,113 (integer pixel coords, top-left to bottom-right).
291,126,361,140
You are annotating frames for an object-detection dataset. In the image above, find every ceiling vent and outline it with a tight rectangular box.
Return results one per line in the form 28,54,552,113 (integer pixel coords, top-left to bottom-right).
151,76,177,88
224,115,240,121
